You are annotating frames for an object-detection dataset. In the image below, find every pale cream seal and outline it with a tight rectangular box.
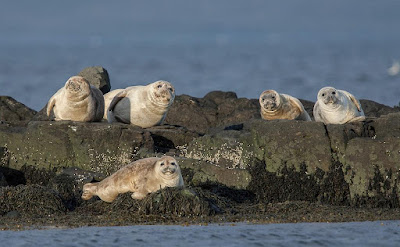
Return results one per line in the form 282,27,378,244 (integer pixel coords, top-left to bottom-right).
46,76,104,122
104,80,175,128
313,86,365,124
81,156,184,202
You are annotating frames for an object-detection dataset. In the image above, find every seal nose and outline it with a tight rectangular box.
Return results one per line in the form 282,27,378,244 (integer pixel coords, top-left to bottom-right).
324,95,336,104
263,99,276,110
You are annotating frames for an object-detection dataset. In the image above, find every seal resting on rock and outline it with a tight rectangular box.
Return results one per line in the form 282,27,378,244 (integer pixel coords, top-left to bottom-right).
46,76,104,122
81,156,184,202
313,86,365,124
259,90,311,121
104,80,175,128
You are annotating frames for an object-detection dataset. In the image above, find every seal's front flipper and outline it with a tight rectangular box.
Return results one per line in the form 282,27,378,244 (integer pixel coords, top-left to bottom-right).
107,90,128,123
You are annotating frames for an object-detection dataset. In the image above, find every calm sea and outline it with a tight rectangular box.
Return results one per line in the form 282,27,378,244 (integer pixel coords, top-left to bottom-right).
0,221,399,247
0,1,400,111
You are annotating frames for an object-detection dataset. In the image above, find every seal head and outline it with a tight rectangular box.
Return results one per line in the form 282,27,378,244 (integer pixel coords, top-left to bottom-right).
149,80,175,107
259,90,281,112
318,87,339,107
154,156,182,185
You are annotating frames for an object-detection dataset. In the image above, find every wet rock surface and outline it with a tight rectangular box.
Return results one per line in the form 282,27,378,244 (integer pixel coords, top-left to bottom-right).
1,93,400,230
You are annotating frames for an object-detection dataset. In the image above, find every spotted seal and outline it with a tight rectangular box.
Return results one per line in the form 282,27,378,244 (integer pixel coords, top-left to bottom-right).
259,90,311,121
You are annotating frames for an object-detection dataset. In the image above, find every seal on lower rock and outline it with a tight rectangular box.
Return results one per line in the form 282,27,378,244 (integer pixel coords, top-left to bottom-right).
81,156,184,202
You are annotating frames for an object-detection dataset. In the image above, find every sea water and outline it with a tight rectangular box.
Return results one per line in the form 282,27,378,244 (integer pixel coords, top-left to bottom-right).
0,1,400,111
0,221,399,247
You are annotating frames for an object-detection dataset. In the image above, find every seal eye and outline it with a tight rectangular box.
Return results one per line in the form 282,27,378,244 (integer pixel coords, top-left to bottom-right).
168,87,174,92
171,162,176,166
157,85,162,89
332,91,336,95
271,96,275,99
322,93,325,97
160,162,165,166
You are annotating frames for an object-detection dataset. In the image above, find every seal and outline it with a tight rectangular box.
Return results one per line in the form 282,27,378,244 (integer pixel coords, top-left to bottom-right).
81,156,184,202
313,86,365,124
46,76,104,122
104,80,175,128
259,90,311,121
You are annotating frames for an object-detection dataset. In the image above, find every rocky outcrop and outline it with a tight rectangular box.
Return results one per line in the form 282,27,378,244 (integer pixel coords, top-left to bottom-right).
0,96,37,122
164,92,400,133
1,91,400,220
178,116,400,207
78,66,111,94
164,91,261,134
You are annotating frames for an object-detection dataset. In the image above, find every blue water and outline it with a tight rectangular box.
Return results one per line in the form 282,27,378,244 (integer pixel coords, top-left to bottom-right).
0,221,399,247
1,1,400,111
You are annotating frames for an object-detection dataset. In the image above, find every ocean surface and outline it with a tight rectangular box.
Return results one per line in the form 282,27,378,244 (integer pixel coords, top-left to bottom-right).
0,221,399,247
1,1,400,111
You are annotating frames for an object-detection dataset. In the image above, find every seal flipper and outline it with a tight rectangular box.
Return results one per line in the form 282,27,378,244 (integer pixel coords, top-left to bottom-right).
81,182,97,200
313,102,323,122
46,96,56,117
344,91,363,112
107,90,128,123
131,191,147,200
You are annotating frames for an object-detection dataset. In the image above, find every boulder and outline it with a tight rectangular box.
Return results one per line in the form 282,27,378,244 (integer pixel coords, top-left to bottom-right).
178,118,400,206
78,66,111,94
0,121,153,175
360,99,400,118
0,96,37,122
164,91,260,134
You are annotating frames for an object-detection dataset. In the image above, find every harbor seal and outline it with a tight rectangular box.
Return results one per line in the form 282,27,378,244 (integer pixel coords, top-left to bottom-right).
46,76,104,122
313,86,365,124
81,156,184,202
259,90,311,121
104,80,175,128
